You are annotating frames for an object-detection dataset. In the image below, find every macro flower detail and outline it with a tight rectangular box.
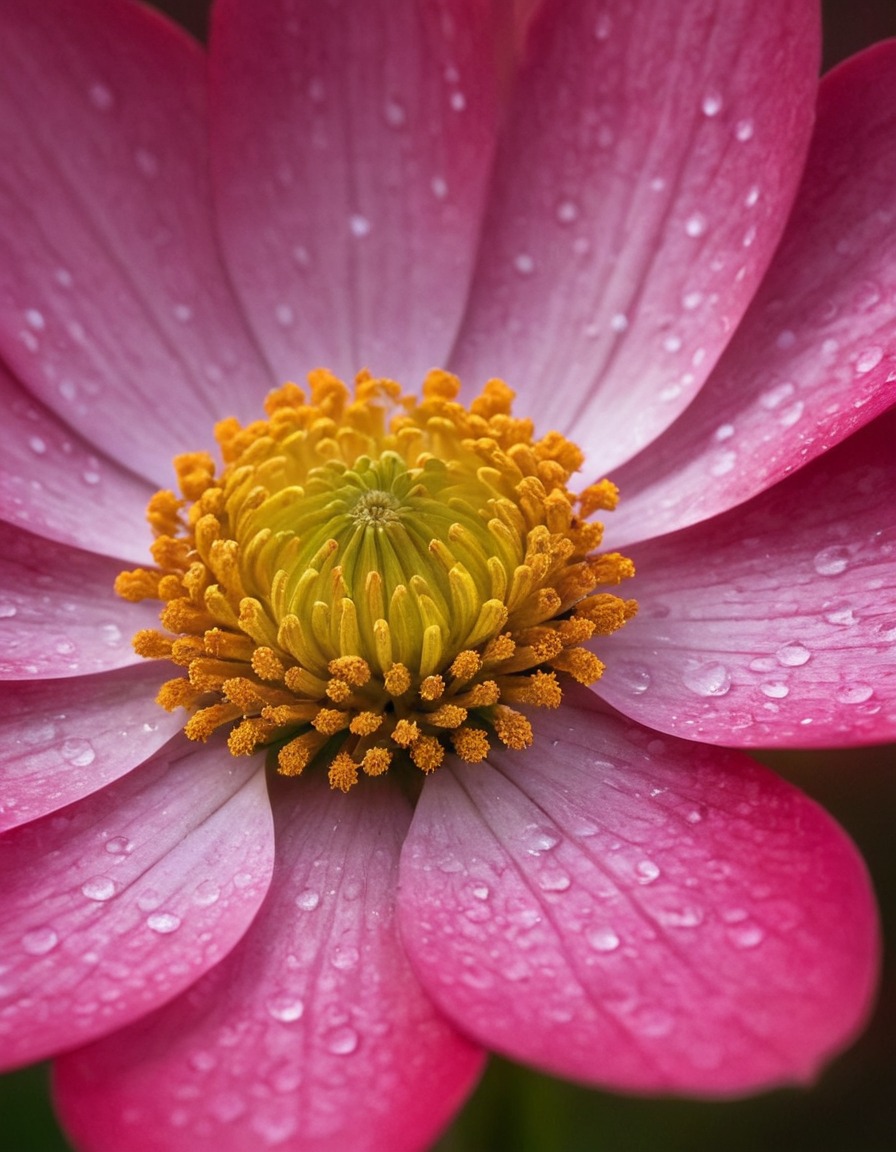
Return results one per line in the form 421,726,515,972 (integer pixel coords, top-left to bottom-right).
0,1,894,1151
116,368,635,789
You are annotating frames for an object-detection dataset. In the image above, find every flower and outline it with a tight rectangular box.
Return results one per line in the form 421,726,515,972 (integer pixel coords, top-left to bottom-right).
0,1,893,1150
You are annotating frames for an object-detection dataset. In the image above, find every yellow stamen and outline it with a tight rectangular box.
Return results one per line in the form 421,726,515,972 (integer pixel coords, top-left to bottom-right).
118,369,635,789
313,708,352,736
252,646,286,681
384,663,412,696
349,711,384,736
410,735,444,773
278,731,328,777
451,726,491,762
449,649,481,682
492,705,534,750
392,719,420,747
428,704,468,729
133,629,174,659
419,674,445,702
115,569,163,601
328,751,359,793
362,747,392,777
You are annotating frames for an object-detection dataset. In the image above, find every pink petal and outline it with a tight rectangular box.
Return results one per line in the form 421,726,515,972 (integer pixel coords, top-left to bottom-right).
0,0,272,484
0,521,159,680
0,665,182,831
0,363,152,562
208,0,500,382
0,741,273,1070
450,0,820,472
399,696,879,1094
598,408,896,746
610,41,896,545
54,773,483,1152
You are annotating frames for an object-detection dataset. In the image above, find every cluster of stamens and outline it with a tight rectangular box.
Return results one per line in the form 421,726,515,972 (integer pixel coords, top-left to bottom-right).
116,369,636,790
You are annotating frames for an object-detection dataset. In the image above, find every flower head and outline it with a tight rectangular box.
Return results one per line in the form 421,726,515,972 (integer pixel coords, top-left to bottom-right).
116,368,635,787
0,2,894,1151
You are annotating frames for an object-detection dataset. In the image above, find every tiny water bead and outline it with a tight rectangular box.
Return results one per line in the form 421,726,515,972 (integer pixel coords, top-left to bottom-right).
117,370,636,791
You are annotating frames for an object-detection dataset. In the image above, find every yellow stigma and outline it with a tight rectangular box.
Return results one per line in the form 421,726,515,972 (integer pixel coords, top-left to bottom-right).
117,369,636,789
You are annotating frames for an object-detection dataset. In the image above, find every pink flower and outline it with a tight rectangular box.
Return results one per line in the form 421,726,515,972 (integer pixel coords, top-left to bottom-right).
0,1,893,1150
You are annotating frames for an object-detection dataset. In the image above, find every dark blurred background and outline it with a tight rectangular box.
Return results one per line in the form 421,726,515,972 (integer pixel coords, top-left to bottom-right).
3,2,895,1149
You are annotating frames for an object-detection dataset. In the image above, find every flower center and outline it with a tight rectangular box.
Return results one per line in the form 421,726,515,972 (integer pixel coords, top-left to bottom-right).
117,369,636,791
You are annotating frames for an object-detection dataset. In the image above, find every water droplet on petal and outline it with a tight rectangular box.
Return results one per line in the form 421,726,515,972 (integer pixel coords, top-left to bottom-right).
81,876,116,902
727,922,764,949
295,889,320,911
325,1025,359,1055
525,826,560,854
813,546,850,576
98,623,121,648
630,1005,675,1037
635,860,661,884
349,214,371,238
759,381,795,410
60,739,95,767
684,212,707,238
777,400,804,428
701,91,723,116
330,944,360,971
188,1049,217,1073
709,450,737,477
104,835,133,855
192,880,221,907
824,607,857,626
760,682,789,699
22,926,59,955
682,662,731,697
872,619,896,643
855,346,883,374
656,904,704,928
146,911,182,934
137,888,163,912
734,118,755,141
586,926,620,952
775,642,811,667
266,995,305,1023
537,867,572,893
836,683,874,705
614,662,652,694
